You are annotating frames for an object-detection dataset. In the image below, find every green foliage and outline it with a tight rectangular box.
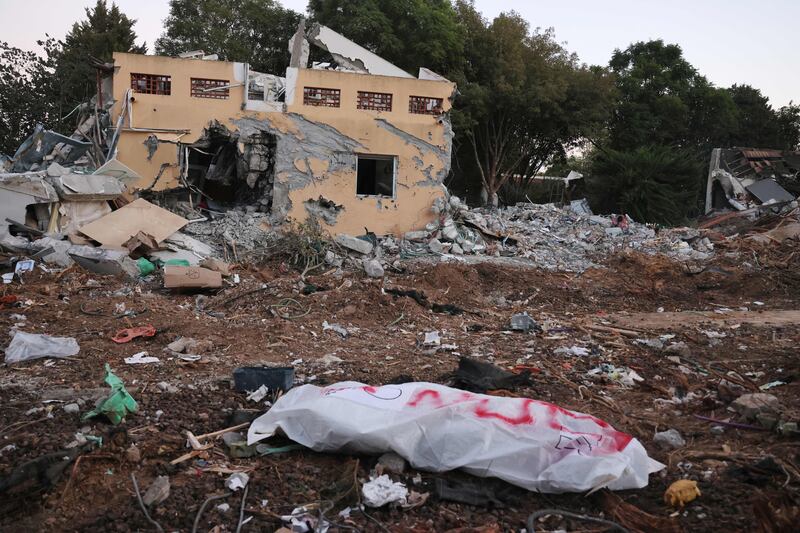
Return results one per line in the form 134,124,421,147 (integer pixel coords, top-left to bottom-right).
0,39,59,155
776,103,800,150
452,2,616,205
308,0,464,75
156,0,301,74
55,1,146,113
587,145,702,225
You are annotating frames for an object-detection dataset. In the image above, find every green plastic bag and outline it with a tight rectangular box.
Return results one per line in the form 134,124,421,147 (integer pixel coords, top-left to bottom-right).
165,259,191,267
83,363,138,425
136,257,155,276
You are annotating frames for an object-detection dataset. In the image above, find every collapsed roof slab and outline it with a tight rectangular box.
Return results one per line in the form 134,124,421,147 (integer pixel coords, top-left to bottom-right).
307,24,414,79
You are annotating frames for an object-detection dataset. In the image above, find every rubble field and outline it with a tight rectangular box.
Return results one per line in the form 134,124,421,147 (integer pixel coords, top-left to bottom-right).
0,244,798,532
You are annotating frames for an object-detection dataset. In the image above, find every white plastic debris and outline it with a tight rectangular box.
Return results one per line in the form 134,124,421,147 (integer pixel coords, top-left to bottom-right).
124,351,160,364
216,503,231,512
322,321,348,338
554,345,590,357
248,382,663,493
362,475,409,507
247,385,270,403
225,472,249,491
4,331,80,364
423,331,441,346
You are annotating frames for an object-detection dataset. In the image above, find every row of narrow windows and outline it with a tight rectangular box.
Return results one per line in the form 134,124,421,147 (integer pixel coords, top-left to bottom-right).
304,87,443,115
130,73,442,115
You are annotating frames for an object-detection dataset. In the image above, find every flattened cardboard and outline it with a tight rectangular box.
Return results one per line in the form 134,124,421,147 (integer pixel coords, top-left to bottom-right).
78,198,187,247
163,266,222,289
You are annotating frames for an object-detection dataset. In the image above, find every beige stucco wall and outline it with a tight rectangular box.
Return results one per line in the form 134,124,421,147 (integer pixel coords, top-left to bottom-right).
110,52,455,236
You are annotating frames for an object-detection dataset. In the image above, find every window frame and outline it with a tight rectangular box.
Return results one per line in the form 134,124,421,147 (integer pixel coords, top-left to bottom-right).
355,154,397,199
357,90,393,112
409,95,443,115
190,77,230,99
303,86,341,107
130,73,172,95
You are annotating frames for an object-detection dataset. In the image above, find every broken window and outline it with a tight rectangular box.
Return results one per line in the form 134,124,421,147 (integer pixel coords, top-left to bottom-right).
191,78,230,99
357,155,396,197
303,87,340,107
130,73,171,95
357,91,392,112
409,95,443,115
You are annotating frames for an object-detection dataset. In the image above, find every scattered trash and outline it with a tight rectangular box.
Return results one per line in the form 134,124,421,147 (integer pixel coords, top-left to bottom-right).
233,367,294,393
759,381,786,391
124,351,160,364
322,321,348,338
248,382,663,492
83,364,138,425
136,257,155,276
587,364,643,387
554,345,590,357
225,472,249,491
216,503,231,513
142,475,170,506
246,385,270,403
112,325,157,344
423,331,441,346
362,475,409,507
4,331,80,364
664,479,701,507
449,357,532,393
510,312,539,333
63,403,80,414
653,429,686,450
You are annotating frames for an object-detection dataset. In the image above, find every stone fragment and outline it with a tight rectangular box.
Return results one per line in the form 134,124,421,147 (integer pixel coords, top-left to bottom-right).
731,393,781,422
362,258,384,278
653,429,685,450
335,234,373,255
377,452,407,474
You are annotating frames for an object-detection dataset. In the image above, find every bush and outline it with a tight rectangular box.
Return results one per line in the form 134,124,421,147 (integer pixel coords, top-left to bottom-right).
586,145,702,225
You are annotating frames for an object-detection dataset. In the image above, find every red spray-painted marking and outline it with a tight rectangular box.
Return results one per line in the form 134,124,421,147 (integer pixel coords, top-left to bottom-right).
473,398,535,426
541,402,633,452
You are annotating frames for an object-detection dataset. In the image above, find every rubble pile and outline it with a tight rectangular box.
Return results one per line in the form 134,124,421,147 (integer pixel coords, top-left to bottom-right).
384,196,716,272
183,210,275,252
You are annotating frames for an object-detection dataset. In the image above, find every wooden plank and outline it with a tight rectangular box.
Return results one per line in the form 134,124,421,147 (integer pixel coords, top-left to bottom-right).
78,198,187,247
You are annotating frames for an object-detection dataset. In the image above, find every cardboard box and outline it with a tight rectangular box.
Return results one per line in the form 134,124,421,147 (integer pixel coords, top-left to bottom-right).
163,266,222,289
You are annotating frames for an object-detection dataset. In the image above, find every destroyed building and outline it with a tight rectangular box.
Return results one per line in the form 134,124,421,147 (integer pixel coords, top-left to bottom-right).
705,147,800,213
106,23,456,236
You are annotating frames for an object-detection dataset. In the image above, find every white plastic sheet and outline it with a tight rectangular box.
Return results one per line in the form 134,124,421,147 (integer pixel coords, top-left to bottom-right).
4,331,80,364
248,382,663,493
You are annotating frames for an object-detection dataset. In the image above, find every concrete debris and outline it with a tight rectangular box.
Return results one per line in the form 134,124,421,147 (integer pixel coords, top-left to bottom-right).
731,393,781,423
362,257,384,278
335,234,373,255
374,197,719,272
322,321,348,338
510,312,538,332
376,452,407,475
653,429,686,450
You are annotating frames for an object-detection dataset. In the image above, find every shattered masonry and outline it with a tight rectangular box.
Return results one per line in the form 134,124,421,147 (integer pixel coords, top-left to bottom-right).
108,22,457,236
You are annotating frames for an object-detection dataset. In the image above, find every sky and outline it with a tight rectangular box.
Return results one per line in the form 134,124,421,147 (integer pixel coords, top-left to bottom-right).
1,0,797,107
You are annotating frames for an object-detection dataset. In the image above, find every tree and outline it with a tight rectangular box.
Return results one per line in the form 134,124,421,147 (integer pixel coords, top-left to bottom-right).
607,40,739,152
452,3,615,205
776,103,800,150
0,39,59,155
55,1,145,115
587,145,702,225
156,0,301,74
308,0,464,75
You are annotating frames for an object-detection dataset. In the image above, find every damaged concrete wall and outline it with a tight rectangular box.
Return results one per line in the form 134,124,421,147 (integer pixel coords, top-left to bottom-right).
110,50,455,235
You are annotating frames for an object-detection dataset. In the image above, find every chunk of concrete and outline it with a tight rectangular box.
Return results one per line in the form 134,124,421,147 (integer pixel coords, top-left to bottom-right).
362,258,384,278
335,234,373,255
731,393,781,422
653,429,685,450
377,452,407,474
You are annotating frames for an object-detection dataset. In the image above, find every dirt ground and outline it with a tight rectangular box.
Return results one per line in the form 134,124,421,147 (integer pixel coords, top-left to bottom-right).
0,248,798,532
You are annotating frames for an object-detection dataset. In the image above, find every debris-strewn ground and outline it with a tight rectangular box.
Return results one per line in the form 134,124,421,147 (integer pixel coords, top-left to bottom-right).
0,247,798,532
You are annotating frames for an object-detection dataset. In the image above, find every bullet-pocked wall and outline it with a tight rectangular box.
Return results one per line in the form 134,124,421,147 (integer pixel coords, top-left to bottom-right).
110,52,455,235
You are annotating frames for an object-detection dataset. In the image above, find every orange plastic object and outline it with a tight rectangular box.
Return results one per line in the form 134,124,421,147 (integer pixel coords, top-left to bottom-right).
112,325,157,344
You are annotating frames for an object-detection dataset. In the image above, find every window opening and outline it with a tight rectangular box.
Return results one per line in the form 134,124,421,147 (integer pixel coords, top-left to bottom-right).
357,155,396,197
